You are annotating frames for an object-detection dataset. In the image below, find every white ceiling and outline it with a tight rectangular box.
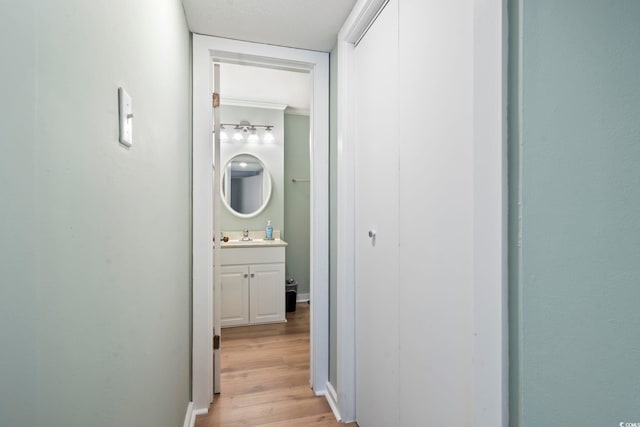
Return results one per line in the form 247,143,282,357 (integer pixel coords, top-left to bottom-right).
182,0,357,52
218,63,310,113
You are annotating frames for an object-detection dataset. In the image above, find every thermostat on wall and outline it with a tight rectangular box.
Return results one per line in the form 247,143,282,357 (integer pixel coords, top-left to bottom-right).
118,87,133,147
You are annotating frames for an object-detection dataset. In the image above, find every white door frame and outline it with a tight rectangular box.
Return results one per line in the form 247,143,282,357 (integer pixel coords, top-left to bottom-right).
334,0,508,424
192,34,329,413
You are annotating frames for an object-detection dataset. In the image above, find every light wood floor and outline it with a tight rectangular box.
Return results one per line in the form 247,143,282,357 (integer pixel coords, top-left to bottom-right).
195,303,357,427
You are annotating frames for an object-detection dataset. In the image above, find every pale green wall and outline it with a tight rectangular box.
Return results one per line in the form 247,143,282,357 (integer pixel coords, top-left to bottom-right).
0,1,191,426
0,3,38,425
283,114,310,295
509,1,640,425
328,46,339,389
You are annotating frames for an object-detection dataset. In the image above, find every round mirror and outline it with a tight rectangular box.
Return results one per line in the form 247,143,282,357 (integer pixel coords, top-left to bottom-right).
221,153,272,218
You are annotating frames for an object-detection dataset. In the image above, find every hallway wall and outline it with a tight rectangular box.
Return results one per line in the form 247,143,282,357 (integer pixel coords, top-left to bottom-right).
509,1,640,425
0,1,192,426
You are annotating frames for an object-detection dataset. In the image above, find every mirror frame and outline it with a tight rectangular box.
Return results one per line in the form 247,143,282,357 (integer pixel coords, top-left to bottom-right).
220,152,272,218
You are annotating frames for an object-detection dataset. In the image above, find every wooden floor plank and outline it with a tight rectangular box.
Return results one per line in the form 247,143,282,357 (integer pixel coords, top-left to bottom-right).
195,303,357,427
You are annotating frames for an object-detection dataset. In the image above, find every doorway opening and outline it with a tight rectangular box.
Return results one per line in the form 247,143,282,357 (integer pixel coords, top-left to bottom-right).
192,35,329,413
214,62,313,392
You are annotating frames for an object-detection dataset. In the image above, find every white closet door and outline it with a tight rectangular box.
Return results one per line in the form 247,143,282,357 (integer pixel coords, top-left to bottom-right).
354,0,400,425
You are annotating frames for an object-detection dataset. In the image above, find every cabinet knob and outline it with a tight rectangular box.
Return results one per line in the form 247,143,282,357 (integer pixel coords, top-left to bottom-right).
250,273,255,278
243,273,248,278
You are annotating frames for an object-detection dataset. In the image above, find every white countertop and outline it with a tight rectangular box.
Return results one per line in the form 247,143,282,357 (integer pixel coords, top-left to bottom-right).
213,230,287,248
220,238,288,248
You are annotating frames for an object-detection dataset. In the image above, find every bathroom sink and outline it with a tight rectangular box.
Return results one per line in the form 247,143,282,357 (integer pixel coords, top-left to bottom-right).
225,238,263,243
220,238,287,248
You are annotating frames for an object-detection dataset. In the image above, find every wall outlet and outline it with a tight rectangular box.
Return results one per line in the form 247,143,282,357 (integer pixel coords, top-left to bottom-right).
118,87,133,147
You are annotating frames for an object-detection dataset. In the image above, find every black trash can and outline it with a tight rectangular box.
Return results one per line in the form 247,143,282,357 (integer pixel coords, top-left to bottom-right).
286,279,298,312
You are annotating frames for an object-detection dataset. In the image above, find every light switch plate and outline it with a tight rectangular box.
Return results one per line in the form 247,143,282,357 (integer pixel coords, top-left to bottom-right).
118,87,133,147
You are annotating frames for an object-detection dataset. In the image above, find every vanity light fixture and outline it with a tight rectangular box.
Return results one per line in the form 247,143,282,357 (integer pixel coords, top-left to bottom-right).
213,120,275,144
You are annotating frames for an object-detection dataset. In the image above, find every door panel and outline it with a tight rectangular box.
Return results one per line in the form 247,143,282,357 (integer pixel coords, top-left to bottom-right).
354,0,400,426
219,265,250,327
250,264,285,324
212,63,222,396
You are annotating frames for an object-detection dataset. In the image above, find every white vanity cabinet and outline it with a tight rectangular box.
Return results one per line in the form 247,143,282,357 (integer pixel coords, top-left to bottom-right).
218,245,286,328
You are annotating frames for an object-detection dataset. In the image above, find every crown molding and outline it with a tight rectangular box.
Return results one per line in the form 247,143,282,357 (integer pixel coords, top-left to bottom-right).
220,98,288,110
285,107,310,116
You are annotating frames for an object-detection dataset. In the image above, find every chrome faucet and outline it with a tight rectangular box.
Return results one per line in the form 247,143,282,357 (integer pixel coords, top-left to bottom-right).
241,229,251,241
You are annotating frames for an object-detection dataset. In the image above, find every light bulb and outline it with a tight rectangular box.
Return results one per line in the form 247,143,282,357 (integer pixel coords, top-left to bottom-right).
263,127,275,143
247,127,259,143
232,126,244,142
220,126,229,142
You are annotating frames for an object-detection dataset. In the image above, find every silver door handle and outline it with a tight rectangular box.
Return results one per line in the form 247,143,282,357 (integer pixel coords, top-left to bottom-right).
368,230,376,238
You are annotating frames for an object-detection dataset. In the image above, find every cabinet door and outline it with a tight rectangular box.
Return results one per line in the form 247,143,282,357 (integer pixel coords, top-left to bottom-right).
220,265,249,327
249,263,285,324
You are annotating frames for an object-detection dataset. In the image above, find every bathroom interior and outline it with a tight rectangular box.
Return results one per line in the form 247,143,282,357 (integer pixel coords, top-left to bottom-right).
213,62,312,387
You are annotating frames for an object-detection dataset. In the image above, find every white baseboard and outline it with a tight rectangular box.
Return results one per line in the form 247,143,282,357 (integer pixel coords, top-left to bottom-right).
182,402,196,427
296,293,310,302
193,407,209,416
324,381,342,422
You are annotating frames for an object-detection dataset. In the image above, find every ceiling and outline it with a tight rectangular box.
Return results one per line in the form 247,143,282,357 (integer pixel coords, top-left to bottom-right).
218,63,310,112
182,0,357,52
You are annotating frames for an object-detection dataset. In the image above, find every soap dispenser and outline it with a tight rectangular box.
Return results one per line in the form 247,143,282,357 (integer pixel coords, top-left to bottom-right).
266,220,273,240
